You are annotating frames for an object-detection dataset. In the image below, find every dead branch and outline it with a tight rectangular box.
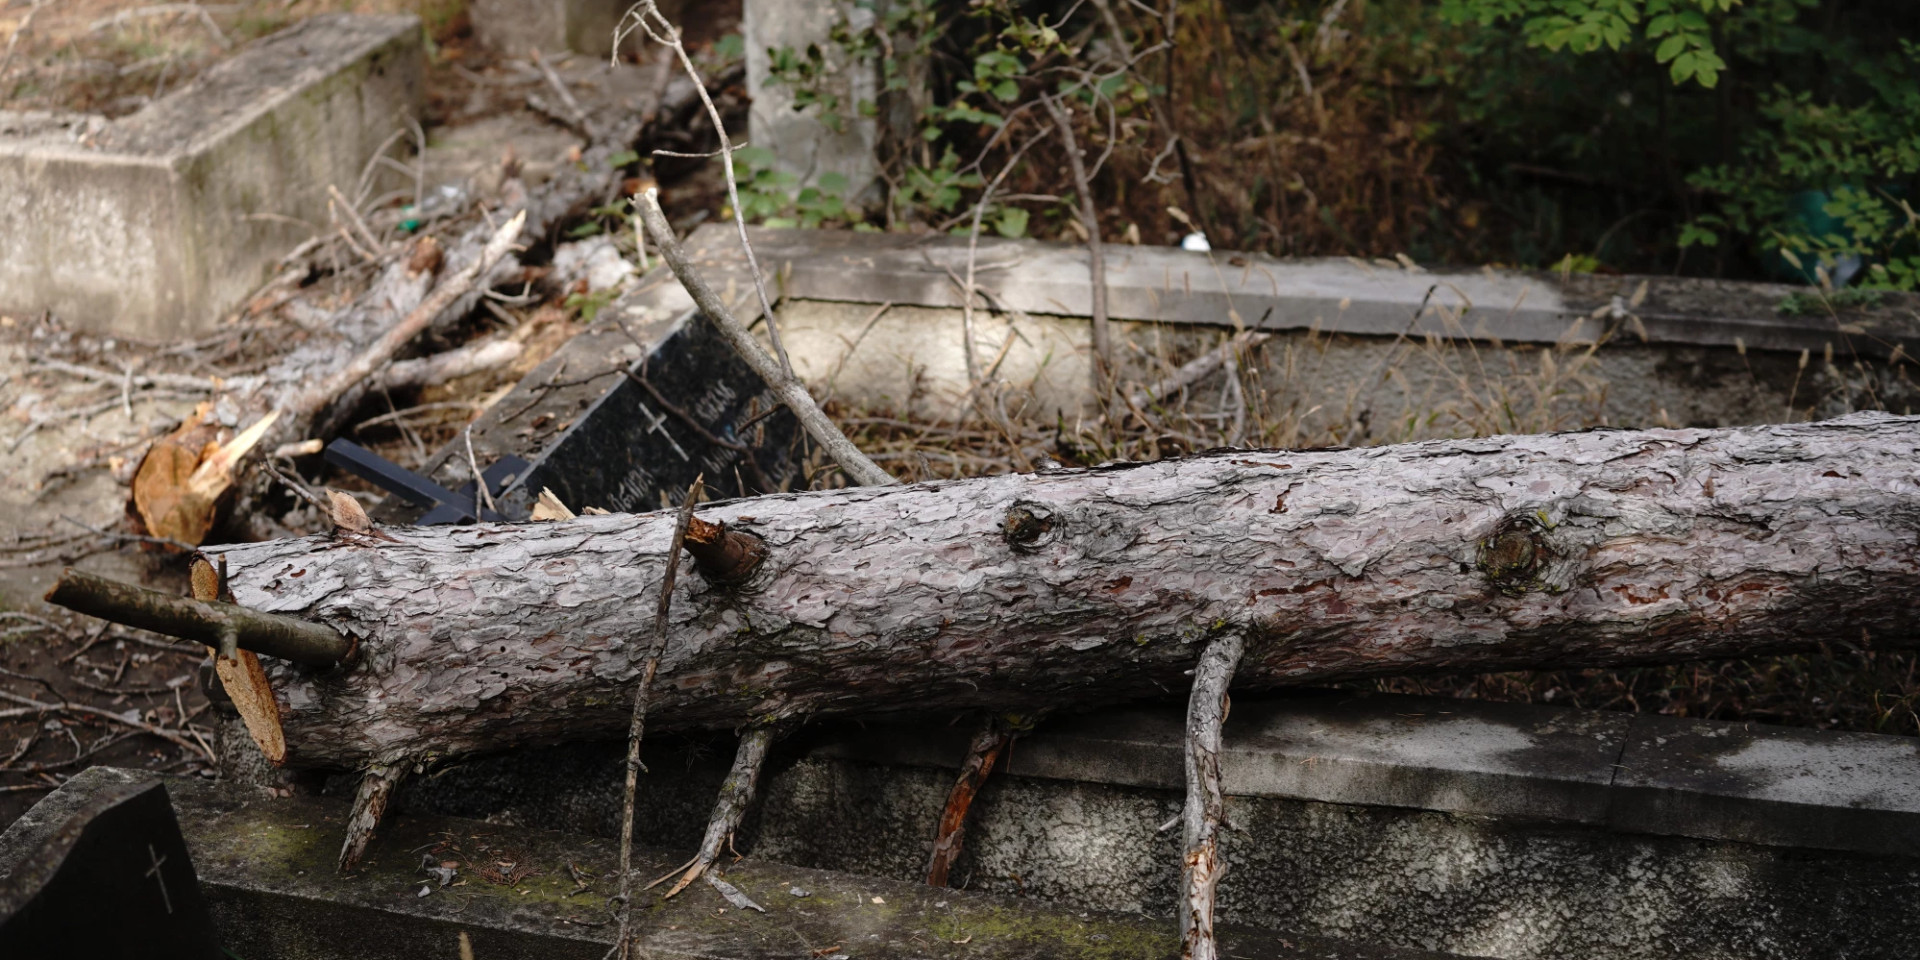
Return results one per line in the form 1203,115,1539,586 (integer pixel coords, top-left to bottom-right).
634,190,896,487
300,210,526,439
618,1,794,378
1180,633,1243,960
926,716,1015,887
1041,93,1116,408
611,480,702,959
661,724,780,898
339,760,407,871
43,568,352,666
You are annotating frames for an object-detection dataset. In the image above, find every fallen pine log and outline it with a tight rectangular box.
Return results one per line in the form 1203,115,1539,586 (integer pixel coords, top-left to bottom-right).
181,411,1920,775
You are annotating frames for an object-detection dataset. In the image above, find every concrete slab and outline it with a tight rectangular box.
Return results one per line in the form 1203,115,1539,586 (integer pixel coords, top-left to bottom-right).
2,767,1469,960
1004,692,1632,825
742,0,881,207
0,15,424,339
1611,713,1920,857
672,226,1918,428
685,225,1920,359
469,0,659,58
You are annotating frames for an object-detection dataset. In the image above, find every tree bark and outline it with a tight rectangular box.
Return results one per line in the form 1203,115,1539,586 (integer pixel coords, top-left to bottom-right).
203,413,1920,771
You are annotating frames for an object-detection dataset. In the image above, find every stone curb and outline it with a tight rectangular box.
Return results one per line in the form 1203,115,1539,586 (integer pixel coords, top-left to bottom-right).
0,767,1474,960
680,226,1920,360
805,689,1920,858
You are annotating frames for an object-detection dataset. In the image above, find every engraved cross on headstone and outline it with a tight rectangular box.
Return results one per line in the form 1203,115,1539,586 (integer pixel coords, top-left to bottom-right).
146,843,173,914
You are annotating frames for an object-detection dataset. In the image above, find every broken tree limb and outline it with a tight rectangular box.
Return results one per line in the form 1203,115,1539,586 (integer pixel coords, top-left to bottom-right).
43,568,351,667
926,715,1015,887
661,723,780,898
374,339,523,392
635,189,896,487
301,210,526,441
185,413,1920,774
340,760,407,871
1180,633,1243,960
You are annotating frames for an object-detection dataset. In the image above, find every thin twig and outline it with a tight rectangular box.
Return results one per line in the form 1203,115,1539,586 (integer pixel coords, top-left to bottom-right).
531,48,591,134
608,477,704,960
1041,93,1115,410
0,690,214,765
618,2,794,378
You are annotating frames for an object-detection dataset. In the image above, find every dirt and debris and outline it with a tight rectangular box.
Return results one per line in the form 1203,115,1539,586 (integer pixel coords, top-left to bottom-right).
0,0,748,825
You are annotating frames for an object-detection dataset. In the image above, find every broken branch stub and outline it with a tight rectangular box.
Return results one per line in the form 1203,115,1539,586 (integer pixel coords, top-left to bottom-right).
44,568,352,667
682,516,766,585
199,414,1920,773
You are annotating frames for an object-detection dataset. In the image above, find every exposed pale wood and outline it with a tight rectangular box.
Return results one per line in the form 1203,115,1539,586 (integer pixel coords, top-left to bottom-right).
192,558,287,766
202,414,1920,771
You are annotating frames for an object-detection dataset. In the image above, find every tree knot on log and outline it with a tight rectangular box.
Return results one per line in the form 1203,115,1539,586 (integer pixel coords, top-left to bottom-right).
1003,500,1061,551
1476,512,1557,597
683,516,766,585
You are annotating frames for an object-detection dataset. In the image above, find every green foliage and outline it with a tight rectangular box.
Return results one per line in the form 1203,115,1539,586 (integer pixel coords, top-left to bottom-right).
1776,286,1883,315
1422,0,1920,287
1440,0,1735,85
564,288,619,322
749,0,1105,232
729,147,856,229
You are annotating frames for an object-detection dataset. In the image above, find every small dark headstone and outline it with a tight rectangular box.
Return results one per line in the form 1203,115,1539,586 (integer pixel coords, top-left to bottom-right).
498,308,801,516
0,778,222,960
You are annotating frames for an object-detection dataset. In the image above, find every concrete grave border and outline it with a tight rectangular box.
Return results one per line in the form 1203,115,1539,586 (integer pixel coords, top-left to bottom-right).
0,15,424,339
680,225,1920,360
804,688,1920,859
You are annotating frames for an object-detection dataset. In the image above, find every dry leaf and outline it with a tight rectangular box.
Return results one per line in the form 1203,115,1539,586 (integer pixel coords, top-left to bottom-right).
328,490,371,534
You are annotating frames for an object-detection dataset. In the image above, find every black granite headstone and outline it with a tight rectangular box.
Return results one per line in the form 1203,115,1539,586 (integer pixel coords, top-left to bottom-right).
0,778,222,960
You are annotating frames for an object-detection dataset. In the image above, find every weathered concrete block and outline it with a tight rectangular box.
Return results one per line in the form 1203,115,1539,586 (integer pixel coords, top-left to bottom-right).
393,690,1920,960
469,0,669,58
743,0,881,206
675,225,1920,427
2,767,1465,960
0,15,424,339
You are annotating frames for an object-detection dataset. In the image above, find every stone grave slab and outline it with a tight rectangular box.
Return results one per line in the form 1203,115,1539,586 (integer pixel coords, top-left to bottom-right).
373,280,800,523
0,15,424,338
0,776,220,959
